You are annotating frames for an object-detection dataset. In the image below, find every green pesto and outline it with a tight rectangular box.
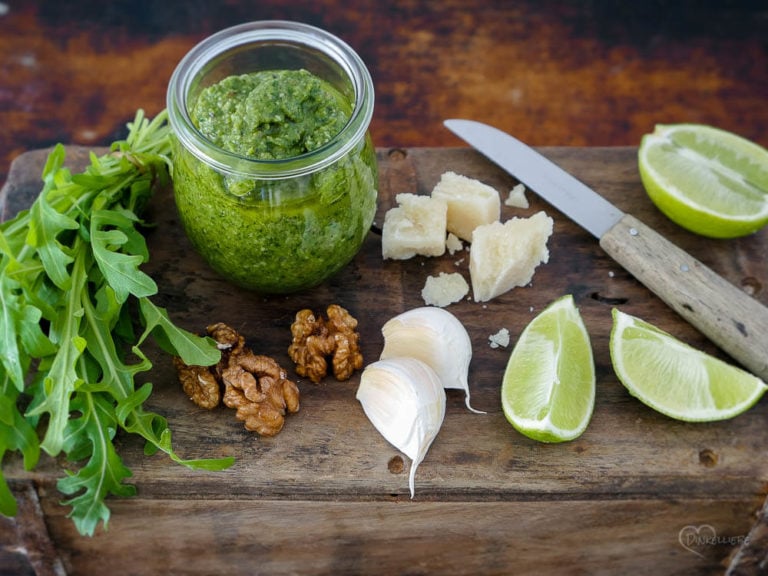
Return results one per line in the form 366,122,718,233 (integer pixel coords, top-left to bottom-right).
191,69,351,160
173,69,377,293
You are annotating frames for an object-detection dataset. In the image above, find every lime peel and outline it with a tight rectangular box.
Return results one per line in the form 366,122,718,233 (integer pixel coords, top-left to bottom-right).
638,123,768,238
501,294,595,443
610,308,767,422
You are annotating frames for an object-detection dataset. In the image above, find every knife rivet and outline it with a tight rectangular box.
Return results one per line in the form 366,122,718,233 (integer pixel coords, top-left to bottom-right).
680,264,690,272
629,228,639,236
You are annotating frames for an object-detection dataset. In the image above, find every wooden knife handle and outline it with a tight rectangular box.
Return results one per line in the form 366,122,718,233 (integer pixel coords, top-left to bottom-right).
599,213,768,382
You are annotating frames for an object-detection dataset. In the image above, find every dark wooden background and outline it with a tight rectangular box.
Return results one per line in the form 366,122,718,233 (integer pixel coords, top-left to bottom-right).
1,0,767,186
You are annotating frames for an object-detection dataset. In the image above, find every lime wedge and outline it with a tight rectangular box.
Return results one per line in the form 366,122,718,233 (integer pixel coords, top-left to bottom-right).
501,295,595,442
610,309,767,421
638,123,768,238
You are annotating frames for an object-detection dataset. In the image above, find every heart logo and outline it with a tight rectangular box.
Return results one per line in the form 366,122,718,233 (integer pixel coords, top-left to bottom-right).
678,524,717,558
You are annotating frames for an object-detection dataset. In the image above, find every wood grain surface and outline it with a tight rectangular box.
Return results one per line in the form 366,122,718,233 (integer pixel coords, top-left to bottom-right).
1,145,767,575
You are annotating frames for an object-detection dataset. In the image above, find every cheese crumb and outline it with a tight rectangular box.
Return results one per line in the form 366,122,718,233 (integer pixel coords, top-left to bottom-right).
421,272,470,307
431,171,500,241
445,232,463,255
382,193,447,260
469,211,554,302
488,328,510,349
505,183,529,209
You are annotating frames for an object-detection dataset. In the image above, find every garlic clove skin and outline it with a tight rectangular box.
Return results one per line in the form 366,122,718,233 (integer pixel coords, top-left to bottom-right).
379,306,485,414
356,357,446,498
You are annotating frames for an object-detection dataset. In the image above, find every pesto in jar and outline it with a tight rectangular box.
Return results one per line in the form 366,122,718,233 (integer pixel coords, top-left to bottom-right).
192,69,351,160
172,69,377,293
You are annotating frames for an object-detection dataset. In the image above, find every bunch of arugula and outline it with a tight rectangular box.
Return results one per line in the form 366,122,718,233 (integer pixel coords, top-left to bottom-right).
0,110,233,536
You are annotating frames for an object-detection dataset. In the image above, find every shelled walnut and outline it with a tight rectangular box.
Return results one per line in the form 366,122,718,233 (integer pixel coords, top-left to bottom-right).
288,304,363,383
174,358,221,409
174,323,299,436
221,353,300,436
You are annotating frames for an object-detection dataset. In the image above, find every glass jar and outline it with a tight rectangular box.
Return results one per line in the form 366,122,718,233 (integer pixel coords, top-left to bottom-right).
166,21,377,293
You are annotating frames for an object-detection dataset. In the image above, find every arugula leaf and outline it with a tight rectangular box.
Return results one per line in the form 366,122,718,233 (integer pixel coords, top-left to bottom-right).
90,209,157,301
18,304,57,358
0,223,17,258
0,372,40,516
26,181,79,291
0,110,234,536
137,298,221,366
41,142,67,181
82,285,148,399
0,469,16,517
0,278,25,389
116,381,233,470
58,391,136,536
0,396,35,518
27,247,88,456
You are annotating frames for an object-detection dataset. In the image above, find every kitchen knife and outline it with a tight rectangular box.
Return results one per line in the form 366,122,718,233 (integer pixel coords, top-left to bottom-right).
444,118,768,381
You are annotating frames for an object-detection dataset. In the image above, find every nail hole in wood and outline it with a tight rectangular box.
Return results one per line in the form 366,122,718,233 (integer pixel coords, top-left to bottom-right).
388,455,405,474
699,448,718,468
741,276,761,296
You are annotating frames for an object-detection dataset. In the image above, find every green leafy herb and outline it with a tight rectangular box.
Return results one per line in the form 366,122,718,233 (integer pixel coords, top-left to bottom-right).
0,110,234,536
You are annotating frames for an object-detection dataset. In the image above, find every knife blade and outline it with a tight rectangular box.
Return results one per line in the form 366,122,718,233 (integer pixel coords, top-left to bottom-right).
445,118,768,381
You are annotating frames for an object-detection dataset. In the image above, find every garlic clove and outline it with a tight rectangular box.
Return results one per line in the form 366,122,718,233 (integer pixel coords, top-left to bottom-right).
356,357,446,498
379,306,485,414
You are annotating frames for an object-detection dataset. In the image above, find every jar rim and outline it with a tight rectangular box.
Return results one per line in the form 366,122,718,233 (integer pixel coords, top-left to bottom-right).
166,20,374,179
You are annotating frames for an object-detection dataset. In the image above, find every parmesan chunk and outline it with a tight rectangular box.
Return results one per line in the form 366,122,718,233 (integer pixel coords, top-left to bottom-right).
505,183,529,209
431,171,500,242
445,232,463,255
382,193,447,260
488,328,511,349
469,211,553,302
421,272,469,307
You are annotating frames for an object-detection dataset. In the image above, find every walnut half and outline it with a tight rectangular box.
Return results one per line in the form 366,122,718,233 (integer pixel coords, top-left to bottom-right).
174,357,221,410
221,353,300,436
287,304,363,383
174,323,300,436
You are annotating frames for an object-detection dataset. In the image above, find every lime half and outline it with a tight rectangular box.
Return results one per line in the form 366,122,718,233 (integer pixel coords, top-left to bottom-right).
610,309,766,422
638,124,768,238
501,295,595,442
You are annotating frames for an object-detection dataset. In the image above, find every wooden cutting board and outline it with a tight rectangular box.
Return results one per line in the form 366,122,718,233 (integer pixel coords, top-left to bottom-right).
2,146,767,575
